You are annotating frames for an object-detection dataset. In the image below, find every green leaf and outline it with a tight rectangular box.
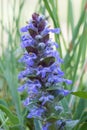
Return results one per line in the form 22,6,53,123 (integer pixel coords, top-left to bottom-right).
66,120,79,129
67,0,74,34
9,125,20,130
39,56,55,67
49,124,56,130
46,115,58,122
34,119,42,130
0,104,19,124
80,110,87,122
79,122,87,130
0,99,8,107
74,110,87,130
61,98,70,113
73,99,86,119
9,124,25,130
71,91,87,99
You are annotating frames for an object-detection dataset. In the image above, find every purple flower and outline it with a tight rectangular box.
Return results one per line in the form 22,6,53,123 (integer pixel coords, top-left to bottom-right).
37,66,51,78
42,120,66,130
56,120,66,130
56,89,71,96
18,13,72,122
64,79,72,84
19,52,37,67
47,75,64,83
41,28,60,36
27,107,45,118
26,80,42,94
39,94,54,105
50,62,64,76
18,68,35,79
23,97,30,106
42,122,51,130
21,35,35,48
18,84,27,92
20,26,28,32
55,105,63,112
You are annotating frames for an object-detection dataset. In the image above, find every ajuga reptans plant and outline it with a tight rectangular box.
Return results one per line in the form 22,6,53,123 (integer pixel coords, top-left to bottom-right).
18,13,72,130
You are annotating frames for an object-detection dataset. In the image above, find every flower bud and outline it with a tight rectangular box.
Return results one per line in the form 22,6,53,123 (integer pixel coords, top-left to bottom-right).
38,42,45,51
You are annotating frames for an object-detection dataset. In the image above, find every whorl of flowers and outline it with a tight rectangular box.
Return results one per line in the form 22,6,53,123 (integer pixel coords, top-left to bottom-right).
18,13,72,129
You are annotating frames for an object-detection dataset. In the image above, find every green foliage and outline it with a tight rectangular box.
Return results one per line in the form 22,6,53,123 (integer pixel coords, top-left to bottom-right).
0,0,87,130
34,119,42,130
0,104,19,124
66,120,79,130
72,91,87,99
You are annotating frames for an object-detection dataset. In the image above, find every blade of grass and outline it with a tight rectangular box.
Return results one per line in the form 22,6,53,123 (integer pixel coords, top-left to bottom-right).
0,0,4,52
64,9,86,69
43,0,63,57
0,104,19,124
0,0,26,129
0,110,9,130
71,22,87,88
67,0,74,34
34,119,42,130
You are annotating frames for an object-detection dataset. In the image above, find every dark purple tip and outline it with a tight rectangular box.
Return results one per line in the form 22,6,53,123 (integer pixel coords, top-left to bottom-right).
32,13,39,20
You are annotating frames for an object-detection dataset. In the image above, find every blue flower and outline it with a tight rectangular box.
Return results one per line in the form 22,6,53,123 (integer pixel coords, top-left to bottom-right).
52,89,71,97
18,83,27,92
56,120,66,130
41,28,60,36
18,13,72,123
18,68,35,79
42,122,51,130
42,120,66,130
23,97,30,106
27,79,42,94
39,94,54,105
37,66,51,78
21,35,35,48
27,107,45,118
19,52,37,67
20,26,28,32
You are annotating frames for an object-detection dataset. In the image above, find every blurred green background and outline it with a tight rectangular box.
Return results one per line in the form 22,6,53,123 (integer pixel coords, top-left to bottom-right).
0,0,87,130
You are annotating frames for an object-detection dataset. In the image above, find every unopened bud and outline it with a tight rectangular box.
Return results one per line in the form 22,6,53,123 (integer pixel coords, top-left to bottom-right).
38,42,45,50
